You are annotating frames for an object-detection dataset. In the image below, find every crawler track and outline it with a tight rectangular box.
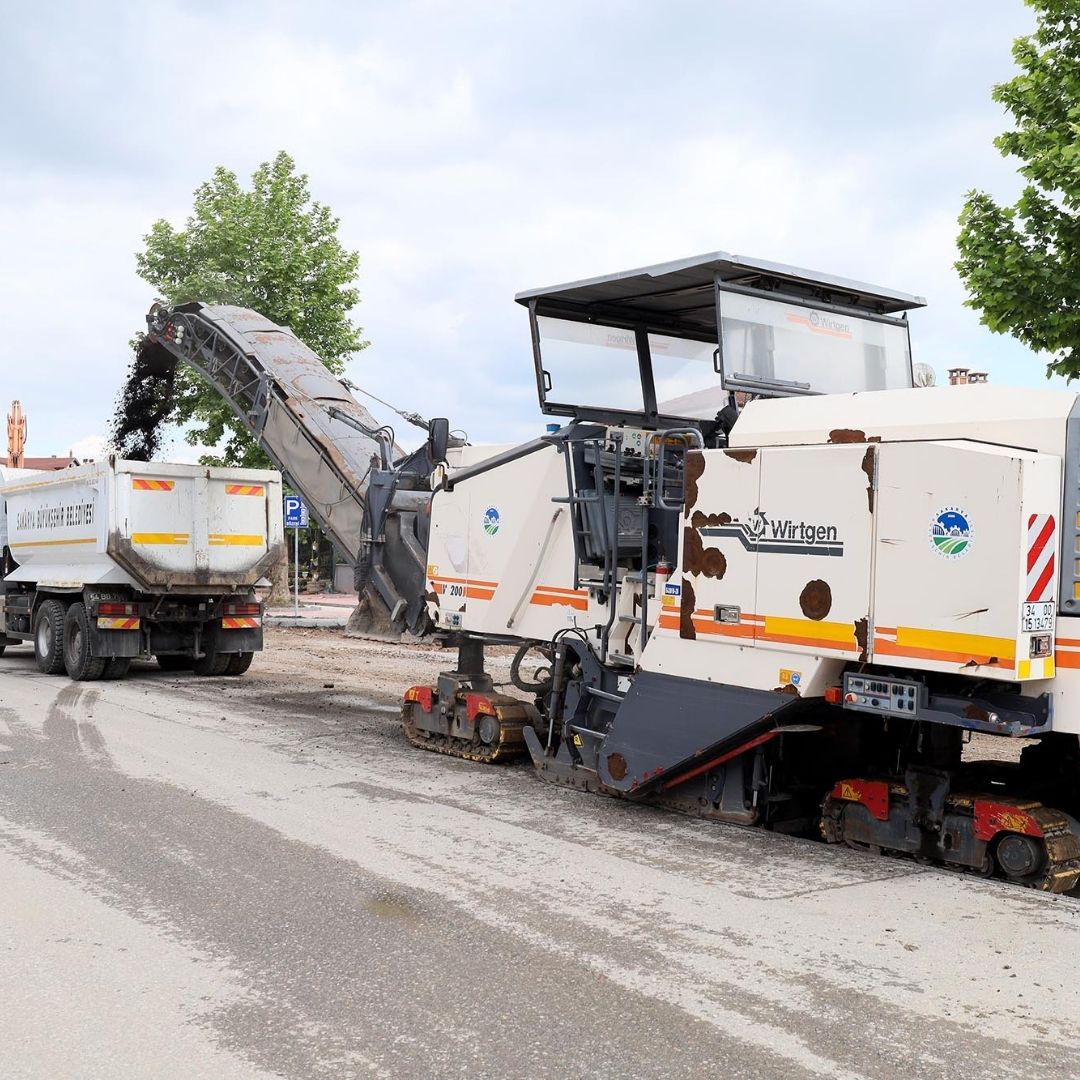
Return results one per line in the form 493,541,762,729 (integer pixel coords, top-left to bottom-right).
402,697,534,764
822,790,1080,894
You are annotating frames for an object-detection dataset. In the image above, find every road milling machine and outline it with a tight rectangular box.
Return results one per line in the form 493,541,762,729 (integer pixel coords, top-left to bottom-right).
144,253,1080,892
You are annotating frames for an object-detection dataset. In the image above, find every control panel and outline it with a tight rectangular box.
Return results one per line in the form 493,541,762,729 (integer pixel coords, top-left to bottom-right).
842,674,924,717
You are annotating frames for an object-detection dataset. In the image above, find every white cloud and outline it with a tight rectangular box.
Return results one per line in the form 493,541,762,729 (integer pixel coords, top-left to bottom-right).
0,0,1051,463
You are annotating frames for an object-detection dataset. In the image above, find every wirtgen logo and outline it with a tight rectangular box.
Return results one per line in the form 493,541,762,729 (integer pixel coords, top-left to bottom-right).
786,309,854,340
699,508,844,557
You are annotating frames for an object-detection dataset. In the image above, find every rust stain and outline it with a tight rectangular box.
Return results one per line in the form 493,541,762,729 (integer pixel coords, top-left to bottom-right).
829,429,883,445
724,448,757,464
685,451,706,510
799,579,832,621
680,577,697,640
773,684,801,697
607,752,628,780
426,589,440,607
690,510,731,529
861,446,876,513
829,428,866,444
683,527,727,579
854,617,868,662
963,703,992,721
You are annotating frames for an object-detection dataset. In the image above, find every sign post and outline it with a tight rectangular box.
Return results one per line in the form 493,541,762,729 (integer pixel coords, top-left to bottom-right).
283,495,310,616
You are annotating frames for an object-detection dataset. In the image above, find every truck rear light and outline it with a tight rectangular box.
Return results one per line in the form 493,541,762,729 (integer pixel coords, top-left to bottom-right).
223,602,261,616
404,686,434,712
98,602,138,616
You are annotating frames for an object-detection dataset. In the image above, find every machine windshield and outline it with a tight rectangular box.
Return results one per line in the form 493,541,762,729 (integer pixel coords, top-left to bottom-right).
717,290,912,397
522,252,923,427
536,317,646,413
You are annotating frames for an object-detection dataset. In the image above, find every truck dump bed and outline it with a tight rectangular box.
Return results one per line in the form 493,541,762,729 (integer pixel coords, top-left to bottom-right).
1,458,284,593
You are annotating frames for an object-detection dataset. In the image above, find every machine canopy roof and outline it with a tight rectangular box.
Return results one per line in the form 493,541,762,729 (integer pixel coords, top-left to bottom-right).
515,251,927,337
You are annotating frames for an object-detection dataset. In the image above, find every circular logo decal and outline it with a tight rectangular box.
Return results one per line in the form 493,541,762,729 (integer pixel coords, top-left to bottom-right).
930,506,973,559
483,506,500,536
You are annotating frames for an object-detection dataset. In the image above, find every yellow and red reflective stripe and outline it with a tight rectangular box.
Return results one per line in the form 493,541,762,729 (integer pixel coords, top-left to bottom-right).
96,617,141,630
132,478,175,491
222,616,260,629
225,484,265,496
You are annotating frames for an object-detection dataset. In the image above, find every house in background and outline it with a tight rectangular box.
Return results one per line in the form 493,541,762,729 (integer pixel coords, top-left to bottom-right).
1,400,84,471
947,367,989,385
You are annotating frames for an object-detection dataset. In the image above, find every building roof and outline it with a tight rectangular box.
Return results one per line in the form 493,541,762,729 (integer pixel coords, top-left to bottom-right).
0,455,79,470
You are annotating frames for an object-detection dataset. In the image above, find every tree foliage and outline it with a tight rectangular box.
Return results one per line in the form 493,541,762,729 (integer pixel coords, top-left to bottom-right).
136,151,367,465
956,1,1080,379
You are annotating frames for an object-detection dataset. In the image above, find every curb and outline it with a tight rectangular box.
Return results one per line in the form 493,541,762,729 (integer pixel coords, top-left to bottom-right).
265,616,348,629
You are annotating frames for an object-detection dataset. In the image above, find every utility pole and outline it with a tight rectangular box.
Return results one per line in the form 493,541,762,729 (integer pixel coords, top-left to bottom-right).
7,401,26,468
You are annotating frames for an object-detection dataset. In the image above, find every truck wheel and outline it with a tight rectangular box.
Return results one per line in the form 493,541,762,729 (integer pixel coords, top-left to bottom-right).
102,657,132,680
224,652,254,676
156,655,193,672
193,651,229,677
34,599,68,675
63,603,106,681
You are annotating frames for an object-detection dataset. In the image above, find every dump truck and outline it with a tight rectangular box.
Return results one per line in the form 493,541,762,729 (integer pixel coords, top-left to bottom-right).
0,457,283,679
142,252,1080,892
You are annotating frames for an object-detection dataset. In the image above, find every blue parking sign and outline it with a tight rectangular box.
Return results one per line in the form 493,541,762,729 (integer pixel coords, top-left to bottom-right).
284,495,309,528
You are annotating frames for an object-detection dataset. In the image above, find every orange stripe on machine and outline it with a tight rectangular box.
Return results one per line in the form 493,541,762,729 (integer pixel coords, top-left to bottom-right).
530,586,589,610
429,575,589,608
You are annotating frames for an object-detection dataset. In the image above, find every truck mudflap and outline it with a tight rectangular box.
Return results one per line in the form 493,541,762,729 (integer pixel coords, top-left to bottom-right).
822,778,1080,893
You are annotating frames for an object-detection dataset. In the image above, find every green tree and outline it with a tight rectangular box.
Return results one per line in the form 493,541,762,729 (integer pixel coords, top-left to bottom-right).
956,0,1080,379
136,151,367,465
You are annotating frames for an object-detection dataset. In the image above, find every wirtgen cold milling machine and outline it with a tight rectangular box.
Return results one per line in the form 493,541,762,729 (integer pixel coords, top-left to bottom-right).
144,253,1080,892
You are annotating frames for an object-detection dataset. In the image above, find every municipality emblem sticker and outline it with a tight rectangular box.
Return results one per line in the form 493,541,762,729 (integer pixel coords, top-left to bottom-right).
483,506,500,536
930,506,973,559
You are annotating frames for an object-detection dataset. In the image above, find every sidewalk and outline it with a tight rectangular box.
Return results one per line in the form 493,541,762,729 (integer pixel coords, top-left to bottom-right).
265,592,356,629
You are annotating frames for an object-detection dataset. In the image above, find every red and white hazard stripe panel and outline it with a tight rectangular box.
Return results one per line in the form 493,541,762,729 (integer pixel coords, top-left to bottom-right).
1026,514,1057,603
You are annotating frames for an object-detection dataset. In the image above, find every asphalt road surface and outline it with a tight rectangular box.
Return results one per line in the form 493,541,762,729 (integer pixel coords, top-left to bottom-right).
1,629,1078,1079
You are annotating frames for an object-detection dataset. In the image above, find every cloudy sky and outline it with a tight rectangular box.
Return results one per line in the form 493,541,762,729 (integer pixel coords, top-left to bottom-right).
0,0,1051,461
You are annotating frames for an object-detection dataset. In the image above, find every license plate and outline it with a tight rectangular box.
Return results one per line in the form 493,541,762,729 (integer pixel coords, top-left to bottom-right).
1022,601,1055,632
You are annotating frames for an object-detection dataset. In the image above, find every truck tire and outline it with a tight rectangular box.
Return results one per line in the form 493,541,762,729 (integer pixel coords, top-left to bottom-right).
102,657,132,680
193,653,230,676
34,599,68,675
224,652,254,676
192,622,229,677
156,655,193,672
63,603,107,681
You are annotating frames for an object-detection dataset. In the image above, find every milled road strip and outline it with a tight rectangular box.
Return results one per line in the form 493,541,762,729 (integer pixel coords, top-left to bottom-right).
0,832,277,1080
0,637,1078,1078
